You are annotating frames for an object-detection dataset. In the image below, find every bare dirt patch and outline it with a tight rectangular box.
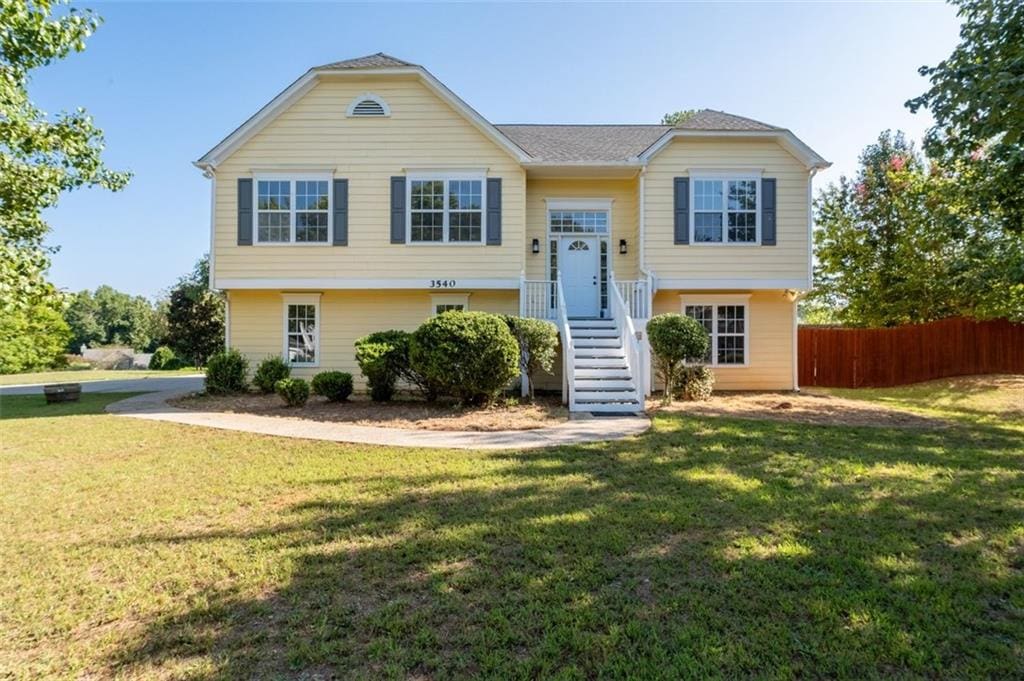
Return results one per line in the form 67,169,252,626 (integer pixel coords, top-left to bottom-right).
171,392,567,432
648,391,944,429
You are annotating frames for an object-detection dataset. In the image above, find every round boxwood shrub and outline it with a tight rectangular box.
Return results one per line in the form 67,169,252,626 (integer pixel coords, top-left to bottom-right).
355,330,439,402
149,346,177,370
311,371,353,402
205,348,248,394
646,313,710,405
410,311,519,405
678,365,715,401
253,355,290,394
275,377,310,407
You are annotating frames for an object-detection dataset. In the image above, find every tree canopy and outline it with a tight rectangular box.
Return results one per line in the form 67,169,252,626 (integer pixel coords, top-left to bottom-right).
661,110,696,126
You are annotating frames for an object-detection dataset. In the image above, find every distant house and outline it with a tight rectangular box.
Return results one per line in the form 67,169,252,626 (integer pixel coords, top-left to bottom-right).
194,53,829,412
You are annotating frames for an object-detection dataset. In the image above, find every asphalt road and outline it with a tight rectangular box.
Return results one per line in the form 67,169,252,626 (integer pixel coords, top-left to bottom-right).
0,375,205,396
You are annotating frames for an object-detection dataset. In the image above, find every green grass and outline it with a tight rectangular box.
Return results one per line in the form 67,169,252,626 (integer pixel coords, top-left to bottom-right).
0,392,141,420
0,368,202,386
1,383,1021,679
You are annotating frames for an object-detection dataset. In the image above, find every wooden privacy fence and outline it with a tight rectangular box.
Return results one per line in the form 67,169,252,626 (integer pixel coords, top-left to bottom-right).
798,317,1024,388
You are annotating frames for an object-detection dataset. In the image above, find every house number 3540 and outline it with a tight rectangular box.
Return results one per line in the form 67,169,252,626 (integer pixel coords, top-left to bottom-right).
429,279,457,288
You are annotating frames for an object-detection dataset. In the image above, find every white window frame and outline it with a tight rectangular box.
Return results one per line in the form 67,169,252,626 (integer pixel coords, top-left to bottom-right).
690,172,761,246
406,173,487,245
680,294,751,367
430,293,470,316
282,293,321,367
254,174,333,246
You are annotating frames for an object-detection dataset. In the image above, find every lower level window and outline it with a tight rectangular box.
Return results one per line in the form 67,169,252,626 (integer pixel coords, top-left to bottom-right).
284,295,319,365
683,299,748,366
431,293,469,316
435,304,464,314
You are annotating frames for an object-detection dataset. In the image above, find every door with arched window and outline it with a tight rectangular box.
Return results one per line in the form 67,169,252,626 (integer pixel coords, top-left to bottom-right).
557,236,599,317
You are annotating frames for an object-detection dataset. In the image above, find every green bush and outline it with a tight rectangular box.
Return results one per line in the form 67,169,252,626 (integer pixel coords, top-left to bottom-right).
355,332,402,401
253,356,290,394
275,377,310,407
149,346,177,370
677,365,715,401
503,316,559,398
311,371,353,402
410,311,519,405
205,348,248,394
646,313,710,405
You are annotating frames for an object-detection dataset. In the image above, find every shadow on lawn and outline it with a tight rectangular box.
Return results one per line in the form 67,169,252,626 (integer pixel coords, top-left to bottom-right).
112,415,1023,679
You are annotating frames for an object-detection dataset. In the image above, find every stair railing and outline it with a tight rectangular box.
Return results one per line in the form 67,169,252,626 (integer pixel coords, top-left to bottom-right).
609,272,645,399
555,273,575,408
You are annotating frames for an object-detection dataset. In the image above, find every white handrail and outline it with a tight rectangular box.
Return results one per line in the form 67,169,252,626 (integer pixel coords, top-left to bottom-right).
522,279,558,321
555,273,574,407
609,272,645,398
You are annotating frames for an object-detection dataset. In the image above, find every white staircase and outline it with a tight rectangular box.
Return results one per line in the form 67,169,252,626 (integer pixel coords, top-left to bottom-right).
568,318,643,413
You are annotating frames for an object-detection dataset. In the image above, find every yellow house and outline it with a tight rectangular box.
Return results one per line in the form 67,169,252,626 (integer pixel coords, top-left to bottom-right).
194,53,829,412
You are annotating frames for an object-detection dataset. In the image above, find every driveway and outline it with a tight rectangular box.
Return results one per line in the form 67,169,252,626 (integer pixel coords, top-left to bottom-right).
0,375,205,396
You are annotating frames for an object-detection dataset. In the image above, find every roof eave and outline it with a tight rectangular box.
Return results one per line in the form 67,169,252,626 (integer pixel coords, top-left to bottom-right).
638,129,830,171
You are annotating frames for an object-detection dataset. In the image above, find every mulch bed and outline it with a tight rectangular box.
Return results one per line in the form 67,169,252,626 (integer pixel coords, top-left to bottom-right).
648,391,944,429
171,392,568,432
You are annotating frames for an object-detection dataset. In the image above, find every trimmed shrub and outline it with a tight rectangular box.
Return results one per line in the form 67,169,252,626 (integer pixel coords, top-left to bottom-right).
311,371,353,402
149,346,176,370
355,332,402,401
503,316,559,399
410,311,519,405
205,348,248,394
646,313,710,405
677,365,715,401
275,377,310,407
253,355,290,394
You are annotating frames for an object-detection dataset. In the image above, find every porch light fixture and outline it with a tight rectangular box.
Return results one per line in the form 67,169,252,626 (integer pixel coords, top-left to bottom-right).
619,239,628,255
531,238,540,254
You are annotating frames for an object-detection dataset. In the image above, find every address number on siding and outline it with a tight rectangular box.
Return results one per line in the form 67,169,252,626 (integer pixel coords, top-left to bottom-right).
429,280,457,289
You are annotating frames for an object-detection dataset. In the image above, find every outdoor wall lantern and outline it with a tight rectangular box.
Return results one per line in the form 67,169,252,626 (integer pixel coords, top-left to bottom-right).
531,238,540,254
619,239,628,255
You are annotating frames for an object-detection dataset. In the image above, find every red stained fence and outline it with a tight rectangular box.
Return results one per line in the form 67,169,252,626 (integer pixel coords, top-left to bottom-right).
798,317,1024,388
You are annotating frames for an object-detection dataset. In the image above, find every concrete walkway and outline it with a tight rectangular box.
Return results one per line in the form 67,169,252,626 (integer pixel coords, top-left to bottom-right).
105,390,650,451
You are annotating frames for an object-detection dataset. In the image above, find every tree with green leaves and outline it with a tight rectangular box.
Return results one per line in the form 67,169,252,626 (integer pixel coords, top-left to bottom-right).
0,0,129,371
64,285,160,351
906,0,1024,235
661,110,696,126
164,256,224,367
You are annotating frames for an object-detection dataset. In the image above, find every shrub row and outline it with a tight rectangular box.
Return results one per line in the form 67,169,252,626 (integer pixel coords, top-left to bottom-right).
356,311,557,406
204,352,352,407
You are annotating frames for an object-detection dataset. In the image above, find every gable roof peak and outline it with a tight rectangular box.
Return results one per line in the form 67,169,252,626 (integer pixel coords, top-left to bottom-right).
314,52,418,71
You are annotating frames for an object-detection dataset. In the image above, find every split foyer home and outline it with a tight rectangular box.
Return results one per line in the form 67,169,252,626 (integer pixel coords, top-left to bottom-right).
194,53,830,412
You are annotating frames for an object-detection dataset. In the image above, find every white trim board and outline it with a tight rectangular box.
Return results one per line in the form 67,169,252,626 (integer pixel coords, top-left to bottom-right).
637,129,830,171
216,278,520,290
657,278,810,291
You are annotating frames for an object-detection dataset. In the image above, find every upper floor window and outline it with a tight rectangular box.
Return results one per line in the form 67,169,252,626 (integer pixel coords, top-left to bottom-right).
256,177,330,244
408,176,484,244
692,177,758,244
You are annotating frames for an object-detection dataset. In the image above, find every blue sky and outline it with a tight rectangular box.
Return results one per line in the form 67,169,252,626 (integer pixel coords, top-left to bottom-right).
35,1,962,298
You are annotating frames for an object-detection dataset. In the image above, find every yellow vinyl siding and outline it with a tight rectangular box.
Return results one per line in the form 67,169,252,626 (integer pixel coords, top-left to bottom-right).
651,289,795,390
644,139,810,283
524,178,639,281
212,76,525,284
228,289,518,388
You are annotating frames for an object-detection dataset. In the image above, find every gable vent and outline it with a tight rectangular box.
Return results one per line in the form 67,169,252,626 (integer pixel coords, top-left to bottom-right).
347,93,390,118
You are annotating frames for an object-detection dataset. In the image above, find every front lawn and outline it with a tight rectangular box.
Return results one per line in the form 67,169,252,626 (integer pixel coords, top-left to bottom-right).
1,381,1021,678
0,368,202,386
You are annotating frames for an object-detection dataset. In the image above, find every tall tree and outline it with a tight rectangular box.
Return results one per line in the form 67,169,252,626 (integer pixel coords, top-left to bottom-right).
64,286,160,352
165,256,224,367
661,110,696,126
906,0,1024,234
0,0,129,370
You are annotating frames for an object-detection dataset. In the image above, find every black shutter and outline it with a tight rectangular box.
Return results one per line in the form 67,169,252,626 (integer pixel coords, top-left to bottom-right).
390,176,406,244
674,177,689,245
761,178,776,246
486,178,502,245
332,179,348,246
237,178,253,245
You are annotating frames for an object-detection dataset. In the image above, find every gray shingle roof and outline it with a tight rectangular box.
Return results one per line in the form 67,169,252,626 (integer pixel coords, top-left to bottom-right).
315,53,417,70
496,111,781,163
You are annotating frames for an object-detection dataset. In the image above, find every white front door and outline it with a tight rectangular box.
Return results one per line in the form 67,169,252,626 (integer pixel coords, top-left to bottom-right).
558,236,600,317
